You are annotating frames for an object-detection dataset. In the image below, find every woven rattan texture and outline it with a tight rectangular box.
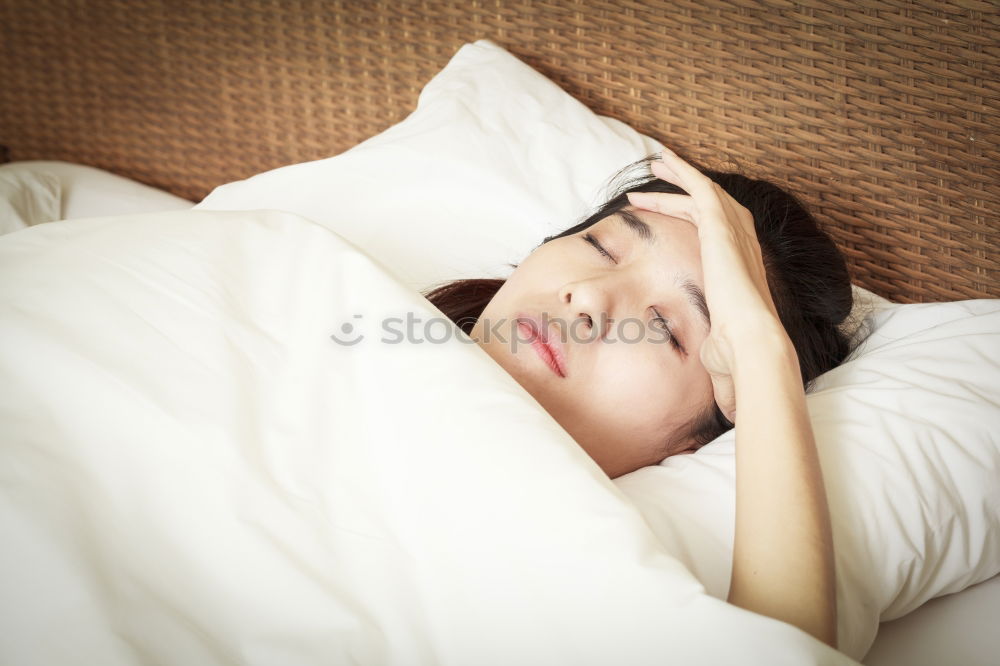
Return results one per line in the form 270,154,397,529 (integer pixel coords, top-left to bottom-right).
2,0,996,302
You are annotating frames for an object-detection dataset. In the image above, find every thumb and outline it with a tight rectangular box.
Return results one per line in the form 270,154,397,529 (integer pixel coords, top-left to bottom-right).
709,373,736,424
700,335,737,423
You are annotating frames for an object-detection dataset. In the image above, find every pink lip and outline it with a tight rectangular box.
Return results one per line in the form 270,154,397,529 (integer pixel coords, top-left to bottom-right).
516,314,568,378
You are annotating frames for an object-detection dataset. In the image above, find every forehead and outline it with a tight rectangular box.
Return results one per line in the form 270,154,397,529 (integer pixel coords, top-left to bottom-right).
602,207,709,328
635,206,695,230
600,207,701,259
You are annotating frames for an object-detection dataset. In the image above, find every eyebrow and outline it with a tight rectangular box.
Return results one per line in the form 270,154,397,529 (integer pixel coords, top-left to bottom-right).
616,209,655,244
614,211,711,330
681,278,711,329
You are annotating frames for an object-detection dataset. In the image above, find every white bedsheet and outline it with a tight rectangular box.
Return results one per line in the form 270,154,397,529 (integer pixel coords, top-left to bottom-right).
864,574,1000,665
0,209,855,665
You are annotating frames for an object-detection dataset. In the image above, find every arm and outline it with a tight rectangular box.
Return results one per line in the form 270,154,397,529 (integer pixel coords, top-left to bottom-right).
725,323,837,647
627,148,838,648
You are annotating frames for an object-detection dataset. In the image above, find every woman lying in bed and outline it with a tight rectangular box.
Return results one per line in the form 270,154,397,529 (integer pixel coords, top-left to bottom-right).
426,147,850,648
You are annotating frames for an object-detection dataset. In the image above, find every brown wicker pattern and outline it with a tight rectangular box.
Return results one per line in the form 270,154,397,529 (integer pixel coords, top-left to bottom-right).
2,0,997,302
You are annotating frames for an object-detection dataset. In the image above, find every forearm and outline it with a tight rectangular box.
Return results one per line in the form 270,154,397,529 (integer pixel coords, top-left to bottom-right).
726,327,838,648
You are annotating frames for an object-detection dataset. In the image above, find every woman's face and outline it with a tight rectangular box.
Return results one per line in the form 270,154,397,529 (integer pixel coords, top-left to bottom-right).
470,206,715,478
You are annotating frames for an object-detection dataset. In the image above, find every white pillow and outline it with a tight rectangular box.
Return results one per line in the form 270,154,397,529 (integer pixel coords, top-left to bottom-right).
197,40,663,293
0,169,61,234
196,40,1000,659
0,161,194,221
617,299,1000,658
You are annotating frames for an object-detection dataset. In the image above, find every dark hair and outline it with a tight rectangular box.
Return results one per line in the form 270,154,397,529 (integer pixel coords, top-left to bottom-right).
424,154,853,454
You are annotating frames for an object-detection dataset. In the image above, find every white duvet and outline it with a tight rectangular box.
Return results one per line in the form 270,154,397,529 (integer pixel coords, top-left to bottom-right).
0,209,855,665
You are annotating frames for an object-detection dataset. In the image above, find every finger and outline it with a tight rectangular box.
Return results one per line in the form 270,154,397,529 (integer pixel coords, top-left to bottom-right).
713,182,755,235
658,147,719,200
712,183,745,235
649,158,683,186
655,150,734,226
699,337,737,422
625,191,696,223
710,373,737,424
627,188,728,234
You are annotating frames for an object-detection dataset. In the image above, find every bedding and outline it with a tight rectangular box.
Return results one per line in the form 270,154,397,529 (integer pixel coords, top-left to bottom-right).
863,573,1000,666
0,208,855,665
195,40,1000,659
0,168,61,233
2,0,995,660
0,161,195,220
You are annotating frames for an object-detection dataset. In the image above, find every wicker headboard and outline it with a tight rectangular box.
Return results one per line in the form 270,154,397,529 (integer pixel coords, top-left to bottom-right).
2,0,996,303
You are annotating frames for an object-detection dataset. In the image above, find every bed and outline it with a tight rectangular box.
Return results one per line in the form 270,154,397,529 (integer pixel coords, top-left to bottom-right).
1,2,998,665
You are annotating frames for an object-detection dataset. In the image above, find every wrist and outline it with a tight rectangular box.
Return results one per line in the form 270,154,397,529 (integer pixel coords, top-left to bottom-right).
727,316,799,381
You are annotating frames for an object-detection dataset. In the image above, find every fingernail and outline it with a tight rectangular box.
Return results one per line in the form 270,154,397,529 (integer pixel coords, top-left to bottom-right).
626,191,653,206
650,160,677,181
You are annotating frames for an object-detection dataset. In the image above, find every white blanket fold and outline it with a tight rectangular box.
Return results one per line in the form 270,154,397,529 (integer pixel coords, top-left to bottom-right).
0,210,854,665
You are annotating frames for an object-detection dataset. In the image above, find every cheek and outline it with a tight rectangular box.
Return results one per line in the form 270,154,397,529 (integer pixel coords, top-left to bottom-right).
586,348,698,435
482,255,543,314
477,277,522,328
483,248,572,322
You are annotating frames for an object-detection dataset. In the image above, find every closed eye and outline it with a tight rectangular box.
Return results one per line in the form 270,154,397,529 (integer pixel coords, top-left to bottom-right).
583,232,617,264
584,231,686,357
651,308,687,356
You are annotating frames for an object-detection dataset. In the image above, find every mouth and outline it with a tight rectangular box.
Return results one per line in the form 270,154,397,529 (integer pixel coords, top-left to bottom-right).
515,314,568,378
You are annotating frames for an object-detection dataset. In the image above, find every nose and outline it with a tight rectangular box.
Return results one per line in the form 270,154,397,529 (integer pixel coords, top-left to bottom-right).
558,280,612,341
